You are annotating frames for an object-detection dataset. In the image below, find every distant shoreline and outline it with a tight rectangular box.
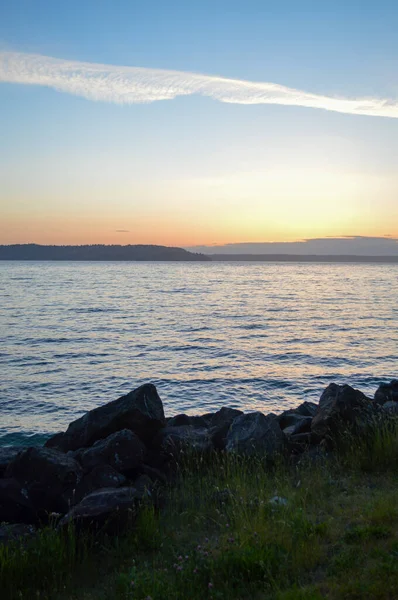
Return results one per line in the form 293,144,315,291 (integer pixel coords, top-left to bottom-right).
208,254,398,263
0,244,398,263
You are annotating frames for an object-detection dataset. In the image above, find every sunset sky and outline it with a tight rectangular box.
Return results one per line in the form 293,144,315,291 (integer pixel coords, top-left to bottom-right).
1,1,398,247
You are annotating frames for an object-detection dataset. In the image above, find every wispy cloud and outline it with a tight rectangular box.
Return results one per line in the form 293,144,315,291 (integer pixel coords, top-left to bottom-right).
115,230,130,233
1,51,398,119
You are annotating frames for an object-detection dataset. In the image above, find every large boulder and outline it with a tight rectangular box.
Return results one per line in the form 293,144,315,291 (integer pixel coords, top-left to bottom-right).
278,413,312,434
45,384,165,452
226,412,285,459
311,383,381,442
383,401,398,415
211,407,243,429
160,426,213,455
167,414,211,428
374,380,398,405
0,478,36,524
5,447,83,514
277,401,317,432
293,401,318,417
0,447,24,477
209,407,243,450
72,429,146,473
58,485,150,532
72,465,127,505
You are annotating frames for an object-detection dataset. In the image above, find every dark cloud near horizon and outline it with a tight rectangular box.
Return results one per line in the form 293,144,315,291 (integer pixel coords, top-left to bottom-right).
115,229,130,233
187,236,398,256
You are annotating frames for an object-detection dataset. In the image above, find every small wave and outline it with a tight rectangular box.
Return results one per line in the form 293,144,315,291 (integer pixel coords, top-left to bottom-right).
70,307,122,313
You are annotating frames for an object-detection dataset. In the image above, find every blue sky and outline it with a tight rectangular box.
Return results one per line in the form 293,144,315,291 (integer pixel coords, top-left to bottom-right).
1,1,398,246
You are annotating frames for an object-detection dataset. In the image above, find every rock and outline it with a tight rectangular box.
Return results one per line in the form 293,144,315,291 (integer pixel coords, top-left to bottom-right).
167,414,210,428
45,383,165,452
72,465,127,505
0,523,36,545
311,383,380,442
138,464,168,484
209,407,243,450
374,380,398,405
0,478,36,524
58,485,150,532
383,401,398,414
5,447,83,514
133,474,153,495
72,429,146,473
287,432,314,454
210,407,243,429
283,425,296,436
160,426,213,455
0,447,24,477
279,414,312,434
269,496,288,507
226,412,285,459
293,401,318,418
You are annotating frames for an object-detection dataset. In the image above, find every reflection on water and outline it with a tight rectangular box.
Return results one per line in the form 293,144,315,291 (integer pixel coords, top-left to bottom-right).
0,261,397,445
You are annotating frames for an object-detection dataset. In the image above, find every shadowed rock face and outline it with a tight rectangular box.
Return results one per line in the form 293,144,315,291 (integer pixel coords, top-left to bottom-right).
45,384,165,452
58,486,150,532
209,407,243,450
160,426,213,454
311,383,379,441
0,478,36,524
167,414,211,428
5,447,83,514
374,380,398,405
226,412,285,458
72,465,127,505
72,429,146,473
0,447,24,477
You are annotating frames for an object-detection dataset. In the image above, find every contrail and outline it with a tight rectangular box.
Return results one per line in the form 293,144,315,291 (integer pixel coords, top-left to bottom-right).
1,50,398,119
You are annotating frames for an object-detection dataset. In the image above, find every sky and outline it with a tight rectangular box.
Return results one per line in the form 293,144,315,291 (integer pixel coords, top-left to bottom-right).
1,1,398,248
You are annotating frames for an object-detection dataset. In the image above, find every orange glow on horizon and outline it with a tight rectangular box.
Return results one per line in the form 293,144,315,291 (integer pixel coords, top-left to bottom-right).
0,212,397,247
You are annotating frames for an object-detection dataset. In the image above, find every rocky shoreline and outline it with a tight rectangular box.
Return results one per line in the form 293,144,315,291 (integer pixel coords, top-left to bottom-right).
1,379,397,545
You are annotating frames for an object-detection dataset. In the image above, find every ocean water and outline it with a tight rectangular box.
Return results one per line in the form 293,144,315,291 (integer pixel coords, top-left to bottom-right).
0,261,397,446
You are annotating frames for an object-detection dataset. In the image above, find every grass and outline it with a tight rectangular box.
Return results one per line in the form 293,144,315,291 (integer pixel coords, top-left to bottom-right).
3,423,398,599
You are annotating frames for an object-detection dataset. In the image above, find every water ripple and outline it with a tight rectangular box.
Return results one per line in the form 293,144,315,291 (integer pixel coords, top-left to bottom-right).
0,261,397,445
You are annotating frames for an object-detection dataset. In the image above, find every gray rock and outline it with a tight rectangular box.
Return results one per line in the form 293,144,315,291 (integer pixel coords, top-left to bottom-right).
294,401,318,417
161,426,213,454
210,407,243,429
311,383,380,442
209,407,243,450
72,465,127,505
72,429,146,473
280,414,312,435
0,447,24,478
383,400,398,414
133,474,153,495
283,425,296,436
269,495,288,507
226,412,285,458
58,485,150,532
287,432,314,454
374,380,398,405
138,464,167,484
5,447,83,514
0,478,36,524
167,414,210,428
45,383,165,452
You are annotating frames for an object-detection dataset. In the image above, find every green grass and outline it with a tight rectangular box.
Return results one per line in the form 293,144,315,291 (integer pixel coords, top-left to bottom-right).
3,424,398,600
